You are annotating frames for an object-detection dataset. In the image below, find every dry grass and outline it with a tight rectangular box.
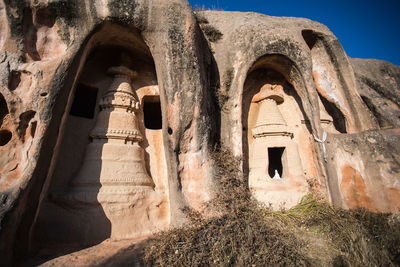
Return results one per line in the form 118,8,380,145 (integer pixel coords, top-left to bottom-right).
195,13,223,43
144,148,400,266
200,24,223,42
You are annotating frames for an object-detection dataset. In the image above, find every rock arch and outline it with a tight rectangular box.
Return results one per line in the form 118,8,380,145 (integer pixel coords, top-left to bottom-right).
31,23,169,257
301,29,377,133
242,57,320,209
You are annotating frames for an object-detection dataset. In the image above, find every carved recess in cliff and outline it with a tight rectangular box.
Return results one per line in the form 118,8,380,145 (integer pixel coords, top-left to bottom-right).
301,30,349,132
302,29,377,133
23,5,67,62
1,1,215,264
243,69,318,209
32,44,169,254
0,93,11,146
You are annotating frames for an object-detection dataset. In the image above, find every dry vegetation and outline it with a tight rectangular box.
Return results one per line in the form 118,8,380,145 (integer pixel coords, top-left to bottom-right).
195,13,223,43
144,148,400,266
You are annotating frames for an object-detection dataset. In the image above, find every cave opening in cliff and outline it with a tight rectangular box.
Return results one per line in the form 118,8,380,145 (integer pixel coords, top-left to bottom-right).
0,93,8,125
268,147,284,178
30,24,171,259
244,56,314,209
8,70,21,91
318,93,347,133
143,95,162,130
69,84,98,119
301,29,318,50
0,129,12,146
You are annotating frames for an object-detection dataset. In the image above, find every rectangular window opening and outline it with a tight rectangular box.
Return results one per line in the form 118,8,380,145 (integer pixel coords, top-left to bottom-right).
69,84,98,119
143,95,162,130
268,147,285,179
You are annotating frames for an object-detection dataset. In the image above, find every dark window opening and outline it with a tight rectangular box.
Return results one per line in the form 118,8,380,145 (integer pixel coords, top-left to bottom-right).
143,96,162,130
69,84,98,119
268,147,285,178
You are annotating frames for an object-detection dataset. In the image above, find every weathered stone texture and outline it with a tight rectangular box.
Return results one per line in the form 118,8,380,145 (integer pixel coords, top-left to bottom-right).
0,0,398,265
0,0,217,265
351,58,400,128
326,128,400,213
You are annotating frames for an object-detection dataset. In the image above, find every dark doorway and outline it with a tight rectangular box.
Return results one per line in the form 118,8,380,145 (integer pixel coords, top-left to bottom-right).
268,147,285,178
143,96,162,130
69,84,98,119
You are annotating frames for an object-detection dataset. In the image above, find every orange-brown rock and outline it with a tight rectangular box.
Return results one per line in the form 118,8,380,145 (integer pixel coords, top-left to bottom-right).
326,128,400,213
340,165,374,211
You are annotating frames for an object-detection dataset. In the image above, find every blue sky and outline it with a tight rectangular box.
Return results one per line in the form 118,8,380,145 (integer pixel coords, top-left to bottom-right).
188,0,400,66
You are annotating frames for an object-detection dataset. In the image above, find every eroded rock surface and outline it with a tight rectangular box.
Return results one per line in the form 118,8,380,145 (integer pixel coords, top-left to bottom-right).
0,0,217,265
351,58,400,128
0,1,398,266
326,128,400,213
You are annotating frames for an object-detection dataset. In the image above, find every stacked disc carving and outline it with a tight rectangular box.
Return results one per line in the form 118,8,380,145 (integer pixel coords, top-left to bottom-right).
69,66,154,204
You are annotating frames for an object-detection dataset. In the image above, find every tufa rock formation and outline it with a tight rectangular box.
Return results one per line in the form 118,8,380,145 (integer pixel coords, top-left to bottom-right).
0,0,398,265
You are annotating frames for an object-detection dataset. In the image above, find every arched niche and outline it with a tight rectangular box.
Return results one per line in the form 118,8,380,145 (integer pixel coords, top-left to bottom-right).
301,29,362,133
243,60,319,209
31,23,169,259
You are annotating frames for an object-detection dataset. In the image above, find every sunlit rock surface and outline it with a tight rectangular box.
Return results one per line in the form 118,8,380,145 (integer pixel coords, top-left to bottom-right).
0,1,398,265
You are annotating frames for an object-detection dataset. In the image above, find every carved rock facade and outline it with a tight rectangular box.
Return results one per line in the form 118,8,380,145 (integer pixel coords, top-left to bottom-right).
0,0,399,265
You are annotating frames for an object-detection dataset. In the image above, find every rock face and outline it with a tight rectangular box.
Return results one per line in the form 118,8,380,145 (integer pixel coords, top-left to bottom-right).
325,128,400,212
0,0,398,265
351,58,400,128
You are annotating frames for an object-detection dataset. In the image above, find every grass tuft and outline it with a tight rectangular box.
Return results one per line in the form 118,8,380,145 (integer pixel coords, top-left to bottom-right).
144,148,400,266
200,24,223,43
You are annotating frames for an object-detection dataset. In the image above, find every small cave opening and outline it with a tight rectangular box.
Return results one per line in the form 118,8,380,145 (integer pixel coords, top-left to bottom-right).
268,147,285,178
143,95,162,130
30,121,37,138
302,29,318,50
0,129,12,146
17,110,36,141
8,70,21,91
0,93,9,126
69,84,98,119
318,93,347,133
23,7,40,61
35,7,56,27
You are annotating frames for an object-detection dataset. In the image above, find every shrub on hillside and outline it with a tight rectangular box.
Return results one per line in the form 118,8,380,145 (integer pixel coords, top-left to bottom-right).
144,148,400,266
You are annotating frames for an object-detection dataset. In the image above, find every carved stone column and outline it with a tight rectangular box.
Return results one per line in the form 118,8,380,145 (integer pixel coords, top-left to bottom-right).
249,85,292,181
251,90,292,138
248,82,306,208
65,66,154,205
